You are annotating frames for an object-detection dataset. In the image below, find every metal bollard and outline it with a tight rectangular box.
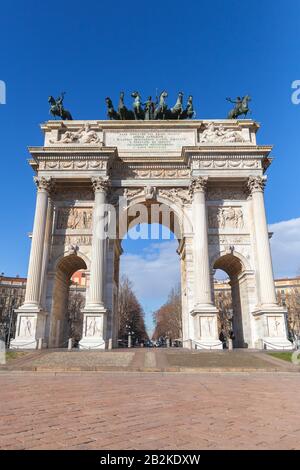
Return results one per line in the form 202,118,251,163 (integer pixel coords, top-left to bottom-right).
108,338,113,349
37,338,43,350
68,338,73,350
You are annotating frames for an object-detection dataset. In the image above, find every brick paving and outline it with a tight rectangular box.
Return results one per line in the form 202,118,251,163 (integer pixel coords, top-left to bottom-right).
2,348,296,372
0,371,299,450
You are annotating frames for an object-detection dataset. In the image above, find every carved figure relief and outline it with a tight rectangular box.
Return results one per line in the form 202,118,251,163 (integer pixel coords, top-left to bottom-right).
20,316,34,337
208,235,250,245
144,185,157,200
200,316,215,338
86,316,102,337
208,206,244,229
267,316,285,338
56,208,93,230
50,123,103,144
193,159,259,170
111,166,190,179
159,188,191,204
208,188,247,200
123,188,144,199
200,122,247,143
39,160,106,171
52,235,92,246
52,189,94,201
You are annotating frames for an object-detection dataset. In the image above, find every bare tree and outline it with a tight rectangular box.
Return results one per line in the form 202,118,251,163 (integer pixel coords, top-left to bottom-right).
152,285,182,342
277,287,300,338
67,291,85,343
118,276,148,344
215,289,233,338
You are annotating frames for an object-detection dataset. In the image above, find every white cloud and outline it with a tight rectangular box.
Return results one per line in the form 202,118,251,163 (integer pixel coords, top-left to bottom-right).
120,217,300,332
269,217,300,278
120,239,180,314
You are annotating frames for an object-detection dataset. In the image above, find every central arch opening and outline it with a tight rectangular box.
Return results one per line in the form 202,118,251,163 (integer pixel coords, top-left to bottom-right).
117,199,184,347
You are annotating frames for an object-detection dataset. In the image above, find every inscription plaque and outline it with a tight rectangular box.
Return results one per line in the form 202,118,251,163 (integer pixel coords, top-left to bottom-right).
105,129,195,152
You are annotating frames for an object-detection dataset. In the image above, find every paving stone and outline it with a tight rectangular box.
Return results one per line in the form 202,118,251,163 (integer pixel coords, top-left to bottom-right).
0,371,299,449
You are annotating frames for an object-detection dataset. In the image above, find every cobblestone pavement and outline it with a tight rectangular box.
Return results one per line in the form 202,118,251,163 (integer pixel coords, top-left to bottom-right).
0,371,299,450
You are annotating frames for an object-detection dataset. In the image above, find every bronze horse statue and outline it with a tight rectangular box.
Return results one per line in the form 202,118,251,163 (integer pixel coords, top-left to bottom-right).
118,91,134,120
170,91,184,118
104,91,196,120
48,92,72,120
226,95,251,119
153,91,169,119
131,91,144,120
105,97,119,120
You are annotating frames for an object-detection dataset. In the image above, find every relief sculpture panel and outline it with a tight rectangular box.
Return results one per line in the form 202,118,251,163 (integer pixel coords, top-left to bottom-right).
56,207,93,230
208,206,244,229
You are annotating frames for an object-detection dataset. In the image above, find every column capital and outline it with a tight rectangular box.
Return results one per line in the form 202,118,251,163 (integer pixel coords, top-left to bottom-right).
91,177,110,193
34,176,54,193
247,176,266,194
189,176,208,197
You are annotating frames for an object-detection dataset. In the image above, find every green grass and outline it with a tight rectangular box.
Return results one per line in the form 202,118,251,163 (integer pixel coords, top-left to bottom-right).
5,351,27,361
268,352,294,362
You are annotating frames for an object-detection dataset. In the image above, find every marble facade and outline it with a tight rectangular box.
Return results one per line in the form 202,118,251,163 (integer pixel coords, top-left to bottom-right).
10,119,292,350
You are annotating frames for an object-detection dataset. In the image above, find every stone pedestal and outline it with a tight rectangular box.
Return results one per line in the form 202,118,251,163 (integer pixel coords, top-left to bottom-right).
191,308,223,349
79,310,106,350
253,308,293,350
10,309,47,349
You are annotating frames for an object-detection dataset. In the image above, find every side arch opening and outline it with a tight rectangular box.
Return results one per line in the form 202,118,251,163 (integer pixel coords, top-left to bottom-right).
214,252,251,348
49,254,87,348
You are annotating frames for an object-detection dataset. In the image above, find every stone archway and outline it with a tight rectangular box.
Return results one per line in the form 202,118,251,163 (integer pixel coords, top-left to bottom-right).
11,118,292,351
49,254,87,348
213,251,252,348
112,193,191,348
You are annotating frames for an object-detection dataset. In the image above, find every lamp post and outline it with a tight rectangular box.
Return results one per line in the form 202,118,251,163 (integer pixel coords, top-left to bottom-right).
125,323,133,348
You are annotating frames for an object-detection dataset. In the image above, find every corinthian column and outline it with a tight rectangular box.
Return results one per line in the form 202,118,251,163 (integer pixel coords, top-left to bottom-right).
189,177,222,349
24,176,53,308
88,177,110,308
80,177,110,350
191,177,213,307
248,176,277,307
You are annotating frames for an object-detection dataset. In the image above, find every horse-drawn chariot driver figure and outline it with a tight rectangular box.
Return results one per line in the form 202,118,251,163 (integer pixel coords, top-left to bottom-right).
226,96,243,113
226,95,251,119
56,92,66,116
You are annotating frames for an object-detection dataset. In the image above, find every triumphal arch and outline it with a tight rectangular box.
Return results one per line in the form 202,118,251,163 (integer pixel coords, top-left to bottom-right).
11,115,292,350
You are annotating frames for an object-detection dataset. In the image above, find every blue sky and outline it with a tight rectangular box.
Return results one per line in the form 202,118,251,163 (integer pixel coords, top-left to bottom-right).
1,1,300,332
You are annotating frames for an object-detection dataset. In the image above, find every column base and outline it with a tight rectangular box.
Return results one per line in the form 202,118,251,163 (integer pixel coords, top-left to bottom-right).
260,337,294,350
79,307,107,350
190,306,223,350
10,306,47,350
252,306,293,350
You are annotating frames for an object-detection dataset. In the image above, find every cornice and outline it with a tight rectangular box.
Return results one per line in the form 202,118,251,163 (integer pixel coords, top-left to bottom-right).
183,145,272,157
27,146,117,160
40,119,260,132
